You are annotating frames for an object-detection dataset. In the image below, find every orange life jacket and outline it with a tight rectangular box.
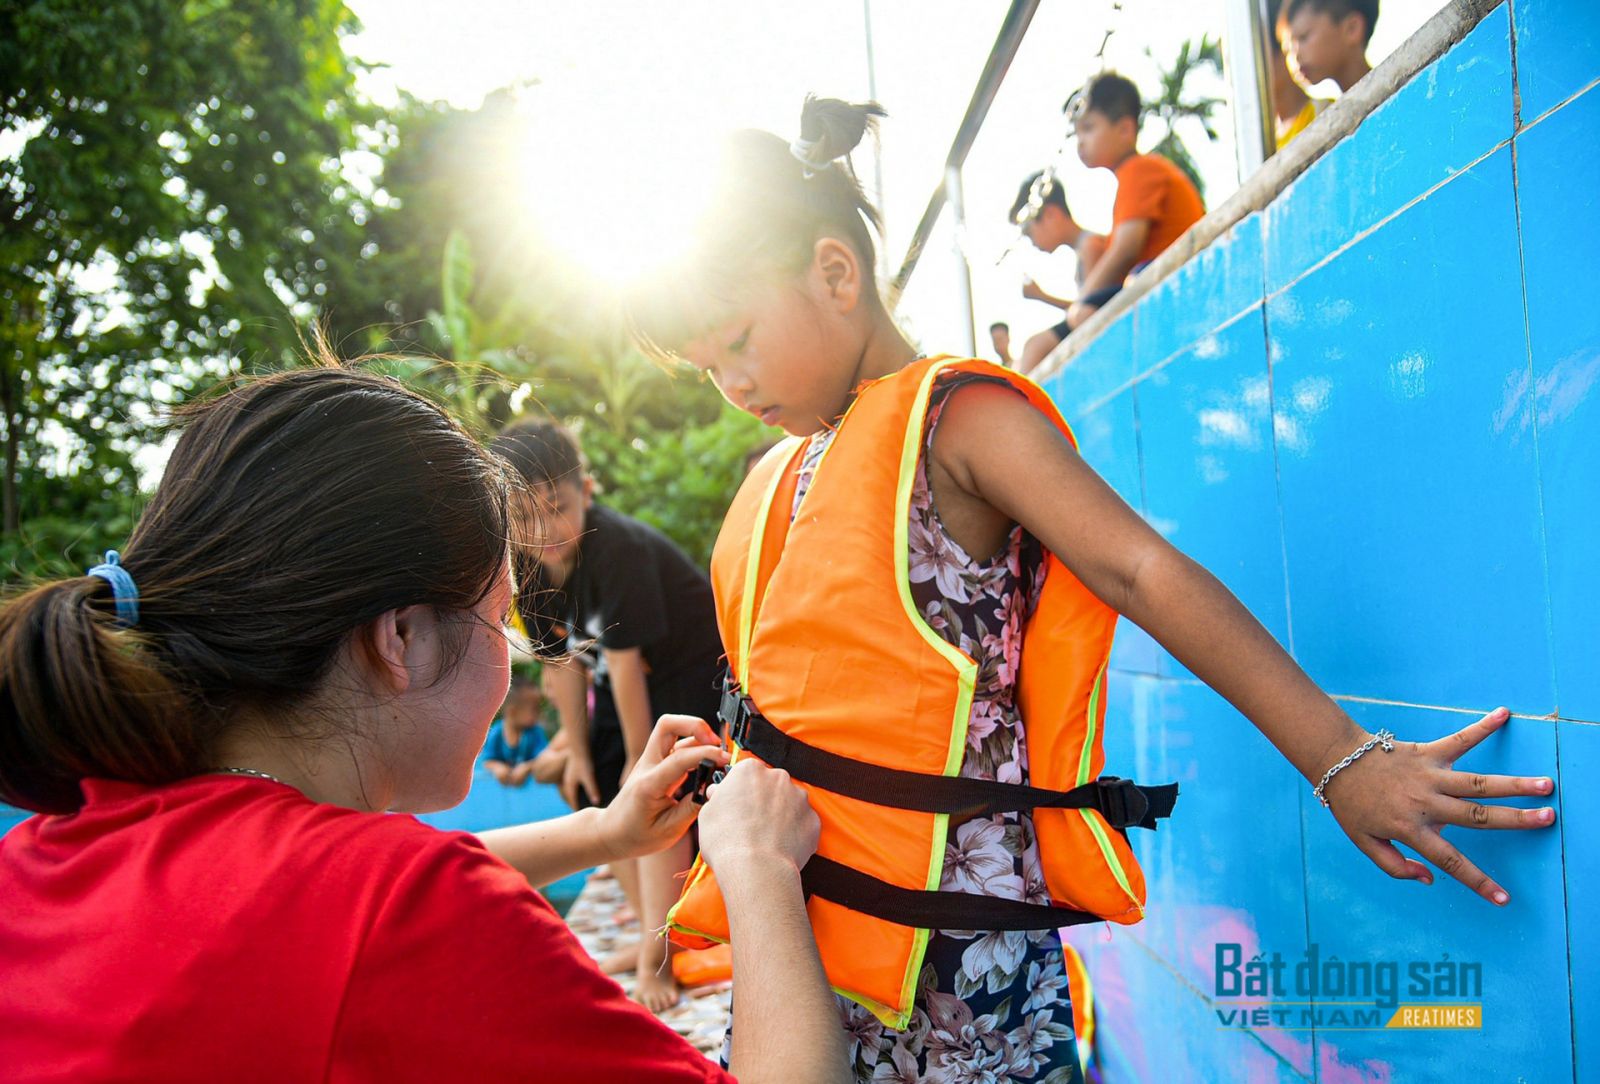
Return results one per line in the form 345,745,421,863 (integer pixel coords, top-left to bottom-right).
667,355,1175,1028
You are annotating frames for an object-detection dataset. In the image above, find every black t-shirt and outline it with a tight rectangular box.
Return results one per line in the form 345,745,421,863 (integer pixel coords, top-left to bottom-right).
517,503,722,703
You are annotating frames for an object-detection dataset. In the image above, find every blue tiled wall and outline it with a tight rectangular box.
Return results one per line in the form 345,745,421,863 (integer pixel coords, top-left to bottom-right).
1050,4,1593,1079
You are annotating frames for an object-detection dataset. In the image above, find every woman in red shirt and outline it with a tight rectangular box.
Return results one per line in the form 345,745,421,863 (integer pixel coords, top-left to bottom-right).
0,362,847,1083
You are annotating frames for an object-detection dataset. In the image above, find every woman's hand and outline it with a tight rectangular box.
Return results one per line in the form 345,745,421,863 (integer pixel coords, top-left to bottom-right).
698,759,820,876
595,714,727,862
1322,707,1557,905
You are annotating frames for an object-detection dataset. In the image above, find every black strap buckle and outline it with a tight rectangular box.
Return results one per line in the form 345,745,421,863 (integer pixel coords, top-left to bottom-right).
672,759,724,805
719,675,754,749
1094,776,1150,830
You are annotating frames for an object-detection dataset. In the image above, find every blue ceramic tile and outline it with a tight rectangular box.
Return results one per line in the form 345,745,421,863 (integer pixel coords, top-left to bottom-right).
1109,619,1162,677
1066,389,1163,676
1129,679,1311,1051
1513,0,1600,122
1137,307,1291,680
1514,87,1600,722
1078,931,1314,1082
1101,670,1165,793
1557,722,1598,1083
1135,213,1266,375
1039,309,1135,416
1265,7,1514,293
1066,384,1142,513
1270,147,1554,713
1301,701,1568,1082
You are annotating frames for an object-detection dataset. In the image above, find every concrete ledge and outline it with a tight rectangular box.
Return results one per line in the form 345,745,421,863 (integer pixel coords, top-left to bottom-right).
1032,0,1503,384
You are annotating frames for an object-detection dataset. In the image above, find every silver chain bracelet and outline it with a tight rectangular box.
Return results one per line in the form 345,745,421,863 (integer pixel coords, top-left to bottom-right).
1312,729,1396,807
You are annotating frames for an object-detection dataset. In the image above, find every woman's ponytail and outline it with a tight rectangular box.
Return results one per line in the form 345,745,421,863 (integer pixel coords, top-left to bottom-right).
0,363,510,816
0,577,194,814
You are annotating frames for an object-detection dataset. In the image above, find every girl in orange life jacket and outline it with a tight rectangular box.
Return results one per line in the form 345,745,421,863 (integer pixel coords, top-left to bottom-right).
627,97,1558,1082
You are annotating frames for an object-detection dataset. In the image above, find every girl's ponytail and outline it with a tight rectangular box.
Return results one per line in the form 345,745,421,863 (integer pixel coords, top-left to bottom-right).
627,95,893,360
0,576,193,814
794,95,886,179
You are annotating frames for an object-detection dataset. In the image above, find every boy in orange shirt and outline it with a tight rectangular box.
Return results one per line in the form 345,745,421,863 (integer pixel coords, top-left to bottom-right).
1061,72,1205,335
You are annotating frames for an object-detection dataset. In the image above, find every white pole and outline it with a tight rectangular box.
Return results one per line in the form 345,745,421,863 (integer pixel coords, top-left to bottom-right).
1224,0,1276,179
944,164,976,358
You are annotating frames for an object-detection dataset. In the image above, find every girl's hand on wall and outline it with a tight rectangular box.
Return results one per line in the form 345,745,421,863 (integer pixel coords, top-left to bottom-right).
596,715,726,861
1322,707,1557,905
699,760,820,876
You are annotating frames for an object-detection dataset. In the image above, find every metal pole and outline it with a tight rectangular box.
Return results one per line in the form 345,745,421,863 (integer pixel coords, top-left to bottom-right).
1224,0,1276,178
888,0,1041,308
863,0,887,281
944,165,977,356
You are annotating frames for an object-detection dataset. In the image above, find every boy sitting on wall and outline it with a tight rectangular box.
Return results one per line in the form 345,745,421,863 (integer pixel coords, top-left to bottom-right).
1285,0,1379,95
1021,72,1204,374
1008,171,1110,372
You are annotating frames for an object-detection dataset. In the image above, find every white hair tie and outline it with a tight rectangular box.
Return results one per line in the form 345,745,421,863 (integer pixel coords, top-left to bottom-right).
789,137,833,179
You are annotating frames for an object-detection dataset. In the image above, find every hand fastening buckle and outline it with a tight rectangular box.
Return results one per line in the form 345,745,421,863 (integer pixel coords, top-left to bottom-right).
672,759,724,804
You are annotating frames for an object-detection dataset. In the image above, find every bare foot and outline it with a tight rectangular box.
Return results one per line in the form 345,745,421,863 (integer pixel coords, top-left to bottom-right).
633,964,681,1014
599,940,640,975
613,906,638,927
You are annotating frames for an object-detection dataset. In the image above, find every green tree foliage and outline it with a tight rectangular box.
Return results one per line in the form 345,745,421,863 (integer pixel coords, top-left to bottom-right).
0,0,374,576
3,16,766,580
1144,35,1226,199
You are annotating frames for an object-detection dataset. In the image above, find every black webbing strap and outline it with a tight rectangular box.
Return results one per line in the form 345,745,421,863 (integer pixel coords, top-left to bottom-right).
800,856,1105,931
720,681,1178,831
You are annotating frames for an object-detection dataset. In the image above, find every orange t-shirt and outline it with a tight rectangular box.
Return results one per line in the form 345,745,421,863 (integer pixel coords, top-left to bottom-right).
1112,153,1205,264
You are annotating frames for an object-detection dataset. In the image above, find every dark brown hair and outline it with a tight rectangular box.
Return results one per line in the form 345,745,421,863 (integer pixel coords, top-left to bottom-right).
492,418,585,490
1285,0,1378,43
0,363,509,813
1071,71,1144,126
628,95,887,360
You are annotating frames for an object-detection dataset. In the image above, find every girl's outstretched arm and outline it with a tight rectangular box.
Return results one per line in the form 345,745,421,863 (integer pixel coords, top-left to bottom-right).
931,381,1556,906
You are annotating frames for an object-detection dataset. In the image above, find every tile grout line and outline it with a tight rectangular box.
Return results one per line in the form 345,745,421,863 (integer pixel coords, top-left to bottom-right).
1258,204,1319,1074
1075,126,1526,424
1119,932,1316,1081
1261,136,1511,309
1074,300,1266,420
1106,672,1597,724
1506,5,1578,1076
1520,73,1600,135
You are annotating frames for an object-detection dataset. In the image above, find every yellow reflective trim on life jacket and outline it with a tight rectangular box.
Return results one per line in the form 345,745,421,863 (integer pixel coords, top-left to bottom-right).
735,437,802,688
883,356,981,1029
1075,659,1143,914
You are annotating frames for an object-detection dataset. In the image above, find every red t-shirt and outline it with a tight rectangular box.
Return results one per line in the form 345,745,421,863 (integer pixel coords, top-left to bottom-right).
0,776,734,1083
1112,152,1205,264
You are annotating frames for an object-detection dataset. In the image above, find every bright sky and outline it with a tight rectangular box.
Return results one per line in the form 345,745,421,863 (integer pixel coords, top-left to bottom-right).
346,0,1443,360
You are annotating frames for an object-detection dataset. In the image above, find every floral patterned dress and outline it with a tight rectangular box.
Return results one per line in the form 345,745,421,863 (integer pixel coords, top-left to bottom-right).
723,373,1084,1084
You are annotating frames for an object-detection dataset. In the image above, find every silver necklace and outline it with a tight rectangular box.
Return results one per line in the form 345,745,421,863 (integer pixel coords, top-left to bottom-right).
213,766,285,785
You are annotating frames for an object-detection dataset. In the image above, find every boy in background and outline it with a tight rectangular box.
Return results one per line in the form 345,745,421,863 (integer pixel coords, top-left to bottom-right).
1007,171,1112,372
1285,0,1378,94
989,321,1013,367
1271,0,1334,147
481,670,564,788
494,419,722,1015
1061,72,1205,352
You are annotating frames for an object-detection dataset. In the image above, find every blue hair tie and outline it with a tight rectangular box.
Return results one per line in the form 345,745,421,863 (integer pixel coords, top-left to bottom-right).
86,550,140,626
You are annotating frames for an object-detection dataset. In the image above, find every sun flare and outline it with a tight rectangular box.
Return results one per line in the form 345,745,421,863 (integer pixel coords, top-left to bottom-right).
513,82,721,292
